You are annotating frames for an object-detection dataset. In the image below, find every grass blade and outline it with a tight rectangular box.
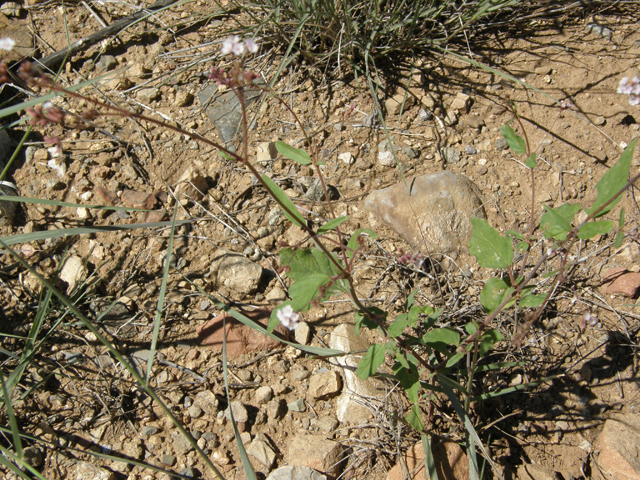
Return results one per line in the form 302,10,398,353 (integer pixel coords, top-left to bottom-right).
0,444,46,480
0,373,23,460
222,317,258,480
0,239,228,480
438,375,504,480
0,219,193,246
145,205,178,383
420,434,438,480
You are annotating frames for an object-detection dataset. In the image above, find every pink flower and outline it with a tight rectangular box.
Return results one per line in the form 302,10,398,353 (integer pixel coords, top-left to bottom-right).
277,305,299,330
0,37,15,52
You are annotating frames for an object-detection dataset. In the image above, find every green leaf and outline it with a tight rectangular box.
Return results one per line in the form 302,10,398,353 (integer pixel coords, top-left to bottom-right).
619,208,625,228
525,153,537,168
422,308,442,330
423,328,460,352
577,220,613,239
468,218,513,269
393,362,420,403
261,175,305,227
406,289,418,310
395,351,419,370
288,274,330,311
501,124,527,155
356,344,386,380
406,403,424,432
480,277,514,313
479,329,504,356
542,269,559,279
218,150,235,161
275,141,311,165
354,308,385,335
388,313,409,338
446,352,465,368
519,292,546,309
465,322,478,335
281,248,342,281
268,304,288,332
505,230,525,240
540,203,582,240
516,241,529,252
586,138,637,217
346,228,379,258
317,215,350,235
280,248,345,311
615,231,624,249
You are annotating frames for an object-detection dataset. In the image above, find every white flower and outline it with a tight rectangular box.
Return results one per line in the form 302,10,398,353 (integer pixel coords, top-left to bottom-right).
245,39,258,54
231,41,245,56
221,36,240,55
277,305,299,330
618,76,640,106
0,37,15,52
220,36,259,56
583,311,598,327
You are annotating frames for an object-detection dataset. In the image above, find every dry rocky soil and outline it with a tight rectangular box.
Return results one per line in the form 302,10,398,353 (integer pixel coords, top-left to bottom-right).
1,2,640,480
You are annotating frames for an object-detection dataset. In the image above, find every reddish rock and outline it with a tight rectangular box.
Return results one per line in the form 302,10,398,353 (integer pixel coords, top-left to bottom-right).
94,186,118,206
196,307,288,358
121,189,157,210
601,267,640,297
154,191,169,204
144,211,167,223
595,413,640,480
517,464,562,480
386,439,468,480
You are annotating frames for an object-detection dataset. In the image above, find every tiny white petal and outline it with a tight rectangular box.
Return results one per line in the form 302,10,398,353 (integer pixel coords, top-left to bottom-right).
0,37,16,52
232,42,245,56
245,39,258,53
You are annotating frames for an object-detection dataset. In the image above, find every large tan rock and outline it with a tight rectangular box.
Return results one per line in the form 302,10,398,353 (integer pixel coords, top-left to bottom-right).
287,433,344,477
594,413,640,480
364,171,486,258
328,324,384,424
209,252,263,295
386,439,468,480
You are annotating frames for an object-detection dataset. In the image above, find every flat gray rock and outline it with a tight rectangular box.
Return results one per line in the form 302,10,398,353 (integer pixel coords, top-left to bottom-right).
199,80,265,145
266,466,327,480
364,171,486,259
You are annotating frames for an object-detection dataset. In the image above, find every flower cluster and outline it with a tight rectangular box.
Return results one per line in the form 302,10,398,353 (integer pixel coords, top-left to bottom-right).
208,65,258,88
220,36,258,56
559,99,574,110
397,249,425,268
26,101,65,126
276,305,300,331
580,311,598,330
618,76,640,106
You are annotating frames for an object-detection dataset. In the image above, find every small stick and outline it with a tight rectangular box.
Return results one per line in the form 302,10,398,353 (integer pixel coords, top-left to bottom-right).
81,1,109,29
36,0,181,70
